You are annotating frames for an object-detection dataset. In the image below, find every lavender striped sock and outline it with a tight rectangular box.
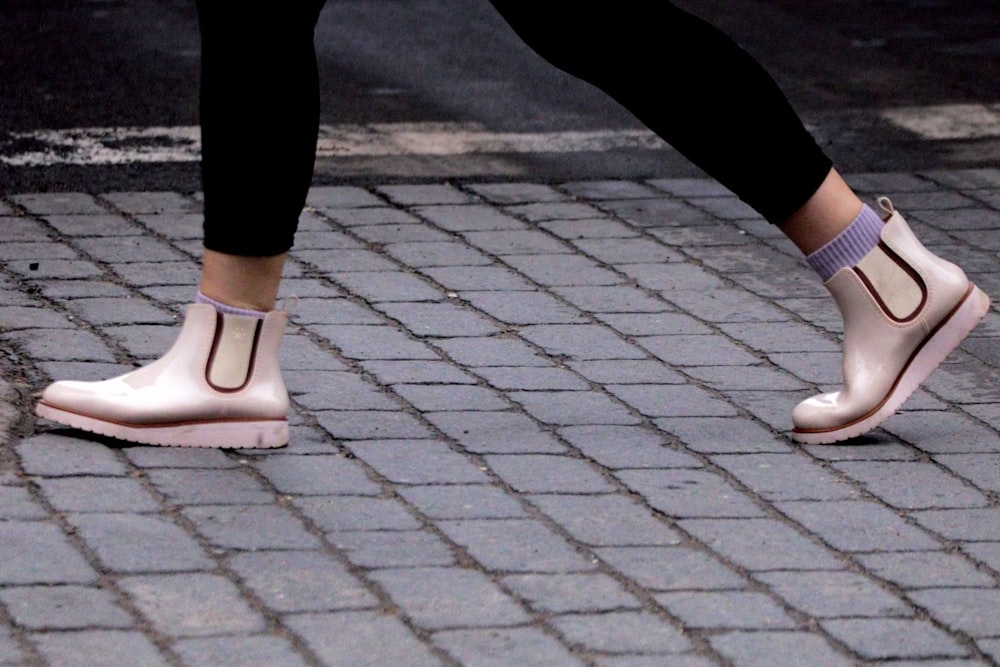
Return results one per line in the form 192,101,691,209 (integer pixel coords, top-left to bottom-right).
195,292,267,319
806,204,884,281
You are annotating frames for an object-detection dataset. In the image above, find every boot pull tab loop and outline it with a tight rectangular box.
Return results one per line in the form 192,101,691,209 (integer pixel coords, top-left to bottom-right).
877,197,896,218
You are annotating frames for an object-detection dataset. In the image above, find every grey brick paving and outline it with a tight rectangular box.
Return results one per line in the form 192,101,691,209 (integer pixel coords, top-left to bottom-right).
6,172,1000,666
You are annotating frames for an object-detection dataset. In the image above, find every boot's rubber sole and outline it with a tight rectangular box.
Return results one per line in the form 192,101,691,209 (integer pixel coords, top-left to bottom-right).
792,284,990,445
35,403,288,449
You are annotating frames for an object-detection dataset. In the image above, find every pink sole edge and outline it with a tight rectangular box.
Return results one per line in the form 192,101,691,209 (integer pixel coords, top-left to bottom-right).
35,403,288,449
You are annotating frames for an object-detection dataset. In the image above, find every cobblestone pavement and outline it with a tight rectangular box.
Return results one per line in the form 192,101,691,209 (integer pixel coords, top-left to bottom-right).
2,170,1000,666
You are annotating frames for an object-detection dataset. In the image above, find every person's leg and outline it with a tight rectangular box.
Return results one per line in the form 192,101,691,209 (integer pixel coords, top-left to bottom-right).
490,1,989,442
35,1,329,448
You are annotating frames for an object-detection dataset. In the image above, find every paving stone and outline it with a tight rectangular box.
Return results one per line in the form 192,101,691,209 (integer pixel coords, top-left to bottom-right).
486,454,615,493
0,485,47,520
932,453,1000,494
379,184,474,205
595,656,716,667
433,335,554,367
617,469,764,518
961,542,1000,573
595,311,713,336
476,365,590,391
74,236,187,264
316,409,433,442
503,254,623,287
0,306,75,330
324,206,420,227
856,551,995,589
572,236,682,264
345,439,489,485
595,546,746,591
331,529,457,568
502,573,642,613
679,518,842,571
528,494,683,547
559,424,702,469
421,265,537,291
438,519,594,573
297,248,399,272
393,383,508,411
462,229,572,255
620,262,726,293
909,507,1000,545
552,611,691,654
371,567,528,629
3,585,129,632
0,521,96,585
331,271,445,302
68,513,214,573
509,390,642,426
311,324,438,360
638,334,764,367
821,618,969,660
709,631,853,667
756,570,911,619
404,205,525,232
378,301,501,337
804,442,921,462
306,185,385,208
508,201,605,222
288,297,381,326
384,240,493,268
466,182,568,204
668,287,794,323
254,454,381,496
606,383,740,418
459,290,586,324
103,190,199,214
360,359,478,385
183,504,321,550
292,372,400,411
8,327,116,362
16,433,128,476
286,611,443,666
36,476,161,513
103,323,176,360
542,217,642,240
6,258,104,280
777,500,941,552
832,460,989,509
172,636,311,667
10,193,106,215
908,588,1000,638
120,573,266,637
397,484,528,520
294,496,421,532
567,359,685,385
520,324,645,361
655,591,797,630
144,467,275,505
30,630,171,667
884,406,1000,449
0,625,24,665
122,446,239,469
710,453,859,501
228,550,376,612
434,626,581,667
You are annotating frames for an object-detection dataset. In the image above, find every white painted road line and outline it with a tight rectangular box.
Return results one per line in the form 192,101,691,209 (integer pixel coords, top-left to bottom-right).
881,103,1000,140
2,106,997,167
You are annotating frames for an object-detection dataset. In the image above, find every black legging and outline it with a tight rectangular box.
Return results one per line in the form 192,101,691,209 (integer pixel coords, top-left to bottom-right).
196,1,832,257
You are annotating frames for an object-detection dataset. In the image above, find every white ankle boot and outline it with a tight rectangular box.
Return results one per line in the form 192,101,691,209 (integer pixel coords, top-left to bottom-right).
792,199,990,444
36,303,290,448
